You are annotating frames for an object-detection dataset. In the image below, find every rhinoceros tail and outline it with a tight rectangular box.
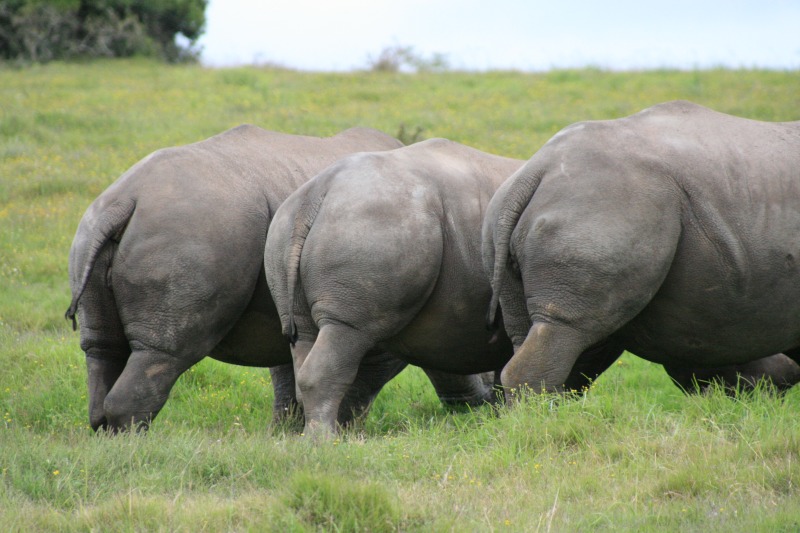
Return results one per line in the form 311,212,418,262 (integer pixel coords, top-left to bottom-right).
284,190,327,346
486,164,545,330
65,199,136,330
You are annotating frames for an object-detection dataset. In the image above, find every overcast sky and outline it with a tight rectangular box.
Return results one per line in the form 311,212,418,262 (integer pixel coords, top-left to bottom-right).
198,0,800,71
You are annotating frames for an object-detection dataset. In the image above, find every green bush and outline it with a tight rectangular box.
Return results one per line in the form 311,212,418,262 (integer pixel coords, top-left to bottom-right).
0,0,206,63
366,44,450,73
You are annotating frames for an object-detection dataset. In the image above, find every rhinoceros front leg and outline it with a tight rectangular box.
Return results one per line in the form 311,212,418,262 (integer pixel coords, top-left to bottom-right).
293,324,374,438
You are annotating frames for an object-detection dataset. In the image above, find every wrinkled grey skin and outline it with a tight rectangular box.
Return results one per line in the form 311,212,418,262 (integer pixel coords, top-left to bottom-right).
265,139,617,437
67,125,493,432
483,100,800,398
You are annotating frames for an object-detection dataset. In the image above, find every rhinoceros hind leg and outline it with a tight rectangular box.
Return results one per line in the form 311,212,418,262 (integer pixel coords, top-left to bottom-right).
294,324,375,438
423,369,501,406
336,350,407,426
664,352,800,395
500,321,602,400
86,354,128,431
781,347,800,369
102,348,197,432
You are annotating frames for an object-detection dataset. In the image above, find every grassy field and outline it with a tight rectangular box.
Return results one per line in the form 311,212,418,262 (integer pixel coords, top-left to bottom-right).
2,59,800,531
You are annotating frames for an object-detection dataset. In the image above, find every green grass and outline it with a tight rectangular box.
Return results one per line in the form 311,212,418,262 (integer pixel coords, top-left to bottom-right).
2,59,800,530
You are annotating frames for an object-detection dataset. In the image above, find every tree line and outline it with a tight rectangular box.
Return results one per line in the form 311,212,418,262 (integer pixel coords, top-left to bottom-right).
0,0,207,63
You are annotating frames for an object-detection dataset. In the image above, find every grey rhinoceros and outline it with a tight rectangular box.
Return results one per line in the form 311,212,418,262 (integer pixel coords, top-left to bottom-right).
483,100,800,398
66,125,495,432
265,139,634,437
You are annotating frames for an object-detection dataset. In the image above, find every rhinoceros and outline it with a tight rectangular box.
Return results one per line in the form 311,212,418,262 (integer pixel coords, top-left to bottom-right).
264,139,645,437
66,125,496,432
483,100,800,398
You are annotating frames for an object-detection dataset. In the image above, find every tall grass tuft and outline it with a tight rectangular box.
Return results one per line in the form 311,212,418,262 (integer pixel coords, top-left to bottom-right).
285,471,405,531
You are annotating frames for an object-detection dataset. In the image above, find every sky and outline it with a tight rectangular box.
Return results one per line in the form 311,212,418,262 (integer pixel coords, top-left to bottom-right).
198,0,800,72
